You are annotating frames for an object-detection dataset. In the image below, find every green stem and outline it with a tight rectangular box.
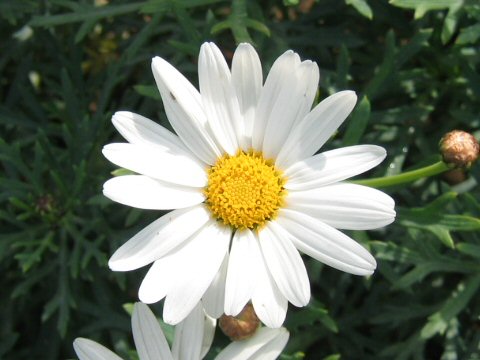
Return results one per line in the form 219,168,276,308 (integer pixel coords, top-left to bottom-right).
353,161,451,188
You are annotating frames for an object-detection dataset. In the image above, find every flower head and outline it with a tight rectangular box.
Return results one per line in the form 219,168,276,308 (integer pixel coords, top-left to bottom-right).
73,302,289,360
103,42,395,327
439,130,479,168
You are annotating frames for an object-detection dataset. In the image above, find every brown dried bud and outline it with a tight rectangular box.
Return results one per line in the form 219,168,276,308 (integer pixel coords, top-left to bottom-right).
439,130,479,169
219,303,260,341
36,194,54,214
442,168,467,185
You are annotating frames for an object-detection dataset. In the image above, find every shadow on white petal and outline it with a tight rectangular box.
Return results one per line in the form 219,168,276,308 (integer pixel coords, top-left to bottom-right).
103,175,205,210
163,221,231,325
251,238,288,328
102,143,207,187
199,42,240,155
215,327,289,360
276,91,357,169
112,111,189,154
259,222,311,307
73,338,123,360
278,209,376,276
231,43,263,150
203,252,229,319
172,302,205,360
132,303,173,360
151,56,221,164
109,205,210,272
224,229,260,317
285,145,387,190
286,182,395,230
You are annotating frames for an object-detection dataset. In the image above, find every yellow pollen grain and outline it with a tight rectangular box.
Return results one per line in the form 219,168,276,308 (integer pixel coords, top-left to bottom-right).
204,151,286,230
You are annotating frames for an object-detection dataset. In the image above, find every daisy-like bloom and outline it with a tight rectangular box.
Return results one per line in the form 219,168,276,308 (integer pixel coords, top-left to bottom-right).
103,42,395,328
73,302,289,360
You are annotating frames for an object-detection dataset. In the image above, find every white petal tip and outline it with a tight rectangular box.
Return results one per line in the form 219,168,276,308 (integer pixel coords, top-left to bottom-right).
151,56,167,72
238,42,254,49
107,259,123,271
138,288,163,305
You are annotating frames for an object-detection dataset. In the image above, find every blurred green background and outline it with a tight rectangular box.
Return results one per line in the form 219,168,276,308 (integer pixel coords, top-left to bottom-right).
1,0,480,359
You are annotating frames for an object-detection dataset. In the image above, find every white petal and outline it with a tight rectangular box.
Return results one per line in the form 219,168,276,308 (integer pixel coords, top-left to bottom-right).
231,43,263,150
199,42,240,155
262,60,320,159
224,230,261,316
139,256,174,304
109,205,211,271
285,145,387,190
171,302,204,360
103,175,204,210
151,56,222,164
251,50,299,150
287,183,396,230
102,143,207,187
258,222,310,307
277,209,376,276
163,221,231,324
73,338,123,360
201,315,217,359
203,252,228,319
132,303,174,360
246,328,289,360
112,111,190,154
276,91,357,169
251,238,288,328
215,327,289,360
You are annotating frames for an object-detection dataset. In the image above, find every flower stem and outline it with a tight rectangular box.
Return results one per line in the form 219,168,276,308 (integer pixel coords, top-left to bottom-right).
353,161,451,188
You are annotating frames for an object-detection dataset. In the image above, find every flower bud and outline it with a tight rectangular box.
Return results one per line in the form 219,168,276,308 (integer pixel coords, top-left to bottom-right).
36,194,54,214
442,168,467,185
219,303,260,341
439,130,479,168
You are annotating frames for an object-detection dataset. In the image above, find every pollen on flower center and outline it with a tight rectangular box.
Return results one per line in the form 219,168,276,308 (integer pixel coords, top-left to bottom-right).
204,151,286,230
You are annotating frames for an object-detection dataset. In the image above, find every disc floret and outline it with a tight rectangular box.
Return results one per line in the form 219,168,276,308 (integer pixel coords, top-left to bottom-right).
205,151,286,229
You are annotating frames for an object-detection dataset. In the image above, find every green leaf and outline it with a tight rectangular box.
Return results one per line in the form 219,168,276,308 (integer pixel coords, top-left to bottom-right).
323,355,341,360
336,45,350,90
211,0,269,43
111,168,136,177
389,0,463,19
457,243,480,259
29,3,144,27
346,0,373,19
364,30,395,100
421,275,480,339
245,18,271,37
172,1,202,43
342,96,370,146
395,29,432,68
441,4,462,44
140,0,223,13
456,23,480,45
393,259,479,289
397,192,480,248
370,241,422,264
74,18,98,44
287,300,338,333
134,85,161,100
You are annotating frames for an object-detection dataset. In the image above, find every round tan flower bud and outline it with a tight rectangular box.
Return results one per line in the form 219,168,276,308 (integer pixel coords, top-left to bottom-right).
439,130,479,168
219,303,260,341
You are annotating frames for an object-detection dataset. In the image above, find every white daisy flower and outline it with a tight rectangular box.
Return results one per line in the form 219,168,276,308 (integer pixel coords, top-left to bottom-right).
73,302,289,360
103,42,396,328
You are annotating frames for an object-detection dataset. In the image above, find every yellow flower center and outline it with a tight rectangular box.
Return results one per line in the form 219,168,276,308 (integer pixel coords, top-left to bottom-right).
204,151,286,230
